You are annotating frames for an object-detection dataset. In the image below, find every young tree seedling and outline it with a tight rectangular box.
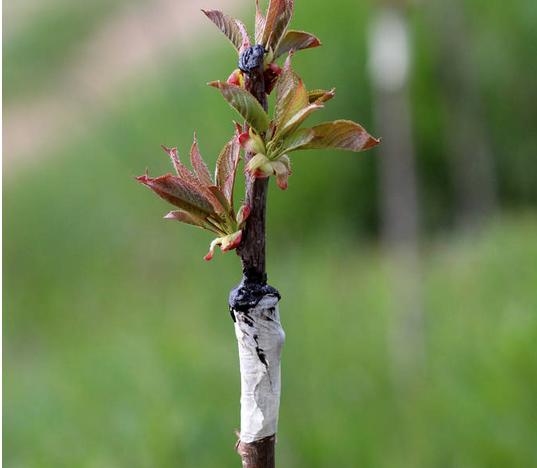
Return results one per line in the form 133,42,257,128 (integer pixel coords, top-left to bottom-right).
137,1,379,466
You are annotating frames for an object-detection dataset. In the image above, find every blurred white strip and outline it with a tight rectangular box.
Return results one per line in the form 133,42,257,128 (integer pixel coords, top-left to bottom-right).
233,294,284,443
367,8,410,92
3,0,243,172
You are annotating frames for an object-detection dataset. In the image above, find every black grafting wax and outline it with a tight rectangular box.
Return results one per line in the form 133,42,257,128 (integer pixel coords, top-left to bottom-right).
239,45,266,74
229,278,280,314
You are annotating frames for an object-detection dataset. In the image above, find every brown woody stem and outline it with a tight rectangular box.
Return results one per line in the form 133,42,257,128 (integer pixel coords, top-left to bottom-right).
233,57,276,468
236,436,276,468
237,67,269,285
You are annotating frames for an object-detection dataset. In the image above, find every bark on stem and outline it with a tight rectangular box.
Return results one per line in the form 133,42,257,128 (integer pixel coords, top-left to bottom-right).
237,64,269,284
236,436,276,468
230,50,283,468
239,175,269,283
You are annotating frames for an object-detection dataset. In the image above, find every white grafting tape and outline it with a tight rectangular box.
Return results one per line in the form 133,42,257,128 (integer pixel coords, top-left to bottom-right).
233,294,285,443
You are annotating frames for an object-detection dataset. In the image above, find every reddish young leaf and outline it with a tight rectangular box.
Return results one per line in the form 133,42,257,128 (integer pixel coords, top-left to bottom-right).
161,145,201,190
235,19,251,53
161,145,185,178
215,136,241,205
274,30,321,59
264,63,282,95
236,204,251,226
255,0,266,44
201,9,250,53
137,174,215,217
271,159,291,190
161,145,223,214
301,120,381,152
208,185,233,215
262,0,293,52
190,134,213,187
274,56,307,129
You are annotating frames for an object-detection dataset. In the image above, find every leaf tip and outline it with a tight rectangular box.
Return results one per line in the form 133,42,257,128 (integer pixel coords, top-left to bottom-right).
276,179,288,190
234,121,243,135
161,145,177,157
365,136,382,150
136,174,149,184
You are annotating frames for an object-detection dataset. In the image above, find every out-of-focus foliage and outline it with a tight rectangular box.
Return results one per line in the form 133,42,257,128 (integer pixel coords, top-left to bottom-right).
3,0,130,103
4,0,537,466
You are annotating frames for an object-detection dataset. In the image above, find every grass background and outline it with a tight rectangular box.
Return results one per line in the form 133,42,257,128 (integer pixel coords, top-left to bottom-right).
4,0,537,466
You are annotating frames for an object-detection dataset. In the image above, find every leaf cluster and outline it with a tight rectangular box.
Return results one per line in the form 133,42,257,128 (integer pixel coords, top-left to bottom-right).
138,0,379,261
137,134,249,260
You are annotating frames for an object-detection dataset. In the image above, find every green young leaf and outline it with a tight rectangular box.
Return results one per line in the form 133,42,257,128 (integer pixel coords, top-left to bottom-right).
255,0,266,45
262,0,294,52
201,9,250,52
278,102,324,138
274,30,321,59
307,88,336,103
137,174,215,218
274,56,308,129
271,158,291,190
215,136,241,205
300,120,381,152
190,134,213,187
209,81,270,133
242,128,266,155
204,230,243,261
278,128,315,155
246,153,272,176
164,210,208,229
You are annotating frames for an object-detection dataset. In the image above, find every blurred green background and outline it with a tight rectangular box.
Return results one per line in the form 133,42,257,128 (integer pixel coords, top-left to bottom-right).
4,0,537,466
